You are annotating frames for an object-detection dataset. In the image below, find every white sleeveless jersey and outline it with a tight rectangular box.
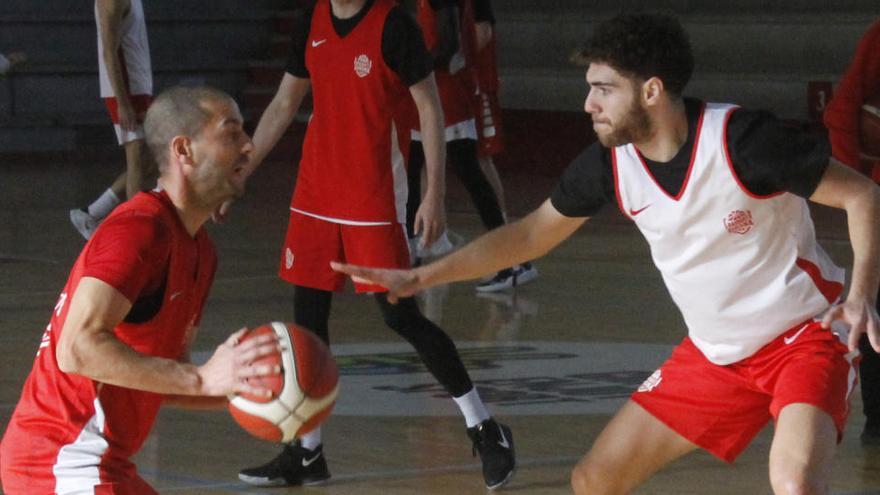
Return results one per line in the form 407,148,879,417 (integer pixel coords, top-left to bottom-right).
611,103,844,365
95,0,152,97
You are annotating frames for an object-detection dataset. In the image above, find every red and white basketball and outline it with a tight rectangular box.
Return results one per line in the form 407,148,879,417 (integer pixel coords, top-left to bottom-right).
228,322,339,443
861,97,880,158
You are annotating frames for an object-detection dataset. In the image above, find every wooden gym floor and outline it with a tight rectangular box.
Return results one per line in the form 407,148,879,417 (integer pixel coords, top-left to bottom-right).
1,130,879,494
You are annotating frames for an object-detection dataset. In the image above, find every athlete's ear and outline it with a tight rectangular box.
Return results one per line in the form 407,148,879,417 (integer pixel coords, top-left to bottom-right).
642,76,664,106
171,135,194,166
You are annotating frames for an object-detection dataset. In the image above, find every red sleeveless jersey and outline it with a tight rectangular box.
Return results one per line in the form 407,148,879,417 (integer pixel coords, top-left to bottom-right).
0,191,217,493
293,0,410,223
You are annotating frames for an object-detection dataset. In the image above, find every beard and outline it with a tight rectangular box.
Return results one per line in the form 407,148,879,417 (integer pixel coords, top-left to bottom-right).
595,98,653,148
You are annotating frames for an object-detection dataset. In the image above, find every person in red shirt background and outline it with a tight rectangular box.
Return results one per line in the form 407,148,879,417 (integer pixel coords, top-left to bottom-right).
234,0,516,489
824,18,880,445
406,0,538,291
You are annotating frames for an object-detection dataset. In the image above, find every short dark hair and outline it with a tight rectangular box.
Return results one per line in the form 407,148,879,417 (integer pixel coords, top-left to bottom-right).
144,86,234,171
575,13,694,97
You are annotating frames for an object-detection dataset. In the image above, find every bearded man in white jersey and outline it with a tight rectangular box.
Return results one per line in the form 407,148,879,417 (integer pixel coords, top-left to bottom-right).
332,13,880,495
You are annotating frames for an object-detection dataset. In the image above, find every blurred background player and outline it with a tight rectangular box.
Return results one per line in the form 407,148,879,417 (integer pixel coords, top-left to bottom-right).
69,0,157,240
464,0,538,291
406,0,537,291
233,0,515,489
0,86,278,495
823,17,880,445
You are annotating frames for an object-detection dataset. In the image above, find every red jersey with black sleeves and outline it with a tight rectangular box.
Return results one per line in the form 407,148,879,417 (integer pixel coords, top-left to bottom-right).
0,190,217,494
293,0,410,224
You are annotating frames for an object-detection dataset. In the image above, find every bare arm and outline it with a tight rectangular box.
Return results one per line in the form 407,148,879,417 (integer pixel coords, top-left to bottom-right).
212,74,311,223
245,73,311,176
409,74,447,247
56,277,280,398
474,21,493,51
419,199,587,286
96,0,136,131
333,199,587,298
810,160,880,351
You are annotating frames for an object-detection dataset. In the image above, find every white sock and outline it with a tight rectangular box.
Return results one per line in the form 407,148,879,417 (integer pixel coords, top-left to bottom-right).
453,388,491,427
296,428,322,450
87,188,121,220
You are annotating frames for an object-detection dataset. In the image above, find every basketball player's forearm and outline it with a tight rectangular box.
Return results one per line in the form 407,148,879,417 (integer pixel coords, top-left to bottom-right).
417,200,586,287
61,330,211,395
420,127,446,197
247,76,309,174
844,185,880,303
418,221,531,286
812,161,880,302
249,99,299,173
415,88,446,196
474,22,493,51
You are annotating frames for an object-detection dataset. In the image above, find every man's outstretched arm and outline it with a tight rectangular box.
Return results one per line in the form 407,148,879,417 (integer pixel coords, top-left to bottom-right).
333,199,587,299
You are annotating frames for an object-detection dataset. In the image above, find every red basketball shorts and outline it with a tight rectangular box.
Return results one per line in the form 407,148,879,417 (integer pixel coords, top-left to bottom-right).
103,94,153,145
631,319,857,463
279,210,411,293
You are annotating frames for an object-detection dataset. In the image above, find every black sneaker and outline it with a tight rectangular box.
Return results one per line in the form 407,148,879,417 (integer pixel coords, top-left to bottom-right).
467,418,516,490
475,263,538,293
238,442,330,487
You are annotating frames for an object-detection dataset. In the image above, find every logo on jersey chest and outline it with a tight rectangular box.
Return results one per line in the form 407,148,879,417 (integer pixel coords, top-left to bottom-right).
637,369,663,392
723,209,754,234
354,54,372,78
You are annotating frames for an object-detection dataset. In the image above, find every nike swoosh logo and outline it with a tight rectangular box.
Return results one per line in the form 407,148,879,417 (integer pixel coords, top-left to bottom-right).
169,291,183,301
302,453,322,467
311,39,327,47
497,425,510,449
783,323,810,345
629,204,651,216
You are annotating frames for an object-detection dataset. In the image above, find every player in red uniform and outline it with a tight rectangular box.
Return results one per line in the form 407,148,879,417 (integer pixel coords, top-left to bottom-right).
234,0,515,489
824,18,880,445
1,86,279,495
333,14,880,495
463,0,506,202
406,0,537,291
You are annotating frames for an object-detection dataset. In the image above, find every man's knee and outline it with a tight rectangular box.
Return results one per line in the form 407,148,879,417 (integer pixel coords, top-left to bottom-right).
570,457,622,495
376,296,418,334
769,468,828,495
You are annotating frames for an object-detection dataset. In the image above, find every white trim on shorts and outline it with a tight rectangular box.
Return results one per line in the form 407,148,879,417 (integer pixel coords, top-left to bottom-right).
410,118,478,143
113,124,146,145
291,207,393,226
